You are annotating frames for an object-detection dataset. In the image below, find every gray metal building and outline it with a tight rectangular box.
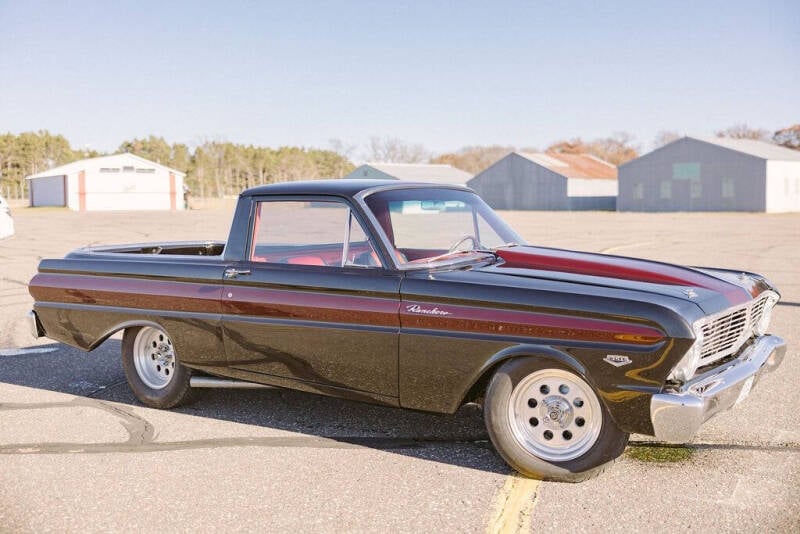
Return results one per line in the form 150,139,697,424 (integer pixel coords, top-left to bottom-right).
467,152,618,210
618,137,800,212
344,163,472,186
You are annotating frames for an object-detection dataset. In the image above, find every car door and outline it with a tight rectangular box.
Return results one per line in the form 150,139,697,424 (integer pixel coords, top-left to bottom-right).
221,196,402,399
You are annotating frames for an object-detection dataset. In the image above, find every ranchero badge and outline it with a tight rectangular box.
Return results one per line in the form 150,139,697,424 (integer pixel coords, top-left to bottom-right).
604,355,632,367
683,288,699,299
405,304,451,316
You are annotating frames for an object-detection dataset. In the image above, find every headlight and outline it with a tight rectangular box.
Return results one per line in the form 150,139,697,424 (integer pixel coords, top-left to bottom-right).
753,293,779,336
667,322,704,383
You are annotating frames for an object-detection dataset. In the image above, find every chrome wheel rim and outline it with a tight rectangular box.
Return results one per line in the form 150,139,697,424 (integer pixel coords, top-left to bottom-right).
508,369,602,462
132,327,176,390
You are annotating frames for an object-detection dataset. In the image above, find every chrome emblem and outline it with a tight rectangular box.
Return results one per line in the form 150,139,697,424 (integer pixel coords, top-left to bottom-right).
405,304,451,316
604,355,632,367
683,288,699,299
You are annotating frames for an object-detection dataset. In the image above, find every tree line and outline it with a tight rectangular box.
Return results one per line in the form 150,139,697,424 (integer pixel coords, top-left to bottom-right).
1,124,797,200
119,136,355,198
0,132,355,200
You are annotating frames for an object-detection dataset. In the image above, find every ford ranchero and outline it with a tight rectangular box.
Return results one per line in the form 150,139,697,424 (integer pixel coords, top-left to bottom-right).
28,180,786,481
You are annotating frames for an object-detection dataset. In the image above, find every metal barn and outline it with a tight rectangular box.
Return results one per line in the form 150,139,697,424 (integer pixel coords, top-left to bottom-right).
467,152,617,210
26,153,186,211
343,163,472,186
618,137,800,212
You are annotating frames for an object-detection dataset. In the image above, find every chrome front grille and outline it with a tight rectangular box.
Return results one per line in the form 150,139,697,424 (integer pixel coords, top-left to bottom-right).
698,293,773,366
750,296,769,327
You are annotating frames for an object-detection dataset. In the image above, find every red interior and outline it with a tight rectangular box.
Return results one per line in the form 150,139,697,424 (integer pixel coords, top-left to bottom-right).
286,256,326,266
252,242,375,266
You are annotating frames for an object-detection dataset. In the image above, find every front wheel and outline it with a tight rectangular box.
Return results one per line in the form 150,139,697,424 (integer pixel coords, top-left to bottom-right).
121,326,199,409
484,358,629,482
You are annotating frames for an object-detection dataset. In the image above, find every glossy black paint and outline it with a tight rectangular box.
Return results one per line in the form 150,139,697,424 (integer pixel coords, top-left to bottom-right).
222,264,402,396
28,179,759,437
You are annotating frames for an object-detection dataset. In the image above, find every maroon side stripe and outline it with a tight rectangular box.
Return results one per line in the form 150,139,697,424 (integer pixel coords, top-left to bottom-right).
402,300,664,345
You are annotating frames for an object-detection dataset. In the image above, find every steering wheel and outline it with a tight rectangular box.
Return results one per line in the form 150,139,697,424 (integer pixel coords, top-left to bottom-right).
448,235,480,253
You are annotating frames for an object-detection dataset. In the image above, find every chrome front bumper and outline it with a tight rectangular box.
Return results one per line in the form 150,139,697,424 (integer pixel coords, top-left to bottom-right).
650,335,786,443
28,310,43,339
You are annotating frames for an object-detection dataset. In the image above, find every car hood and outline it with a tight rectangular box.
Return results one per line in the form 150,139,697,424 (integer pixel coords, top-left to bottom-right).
476,246,768,314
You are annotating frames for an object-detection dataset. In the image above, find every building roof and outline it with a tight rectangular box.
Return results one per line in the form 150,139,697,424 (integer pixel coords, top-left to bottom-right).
692,136,800,161
516,152,618,180
348,163,472,185
26,152,186,180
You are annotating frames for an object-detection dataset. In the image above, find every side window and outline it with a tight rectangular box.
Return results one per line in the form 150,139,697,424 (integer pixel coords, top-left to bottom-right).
251,200,380,268
344,211,381,267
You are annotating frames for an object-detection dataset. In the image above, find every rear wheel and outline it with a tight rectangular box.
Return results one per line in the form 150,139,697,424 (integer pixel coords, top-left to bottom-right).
121,326,198,409
484,357,629,482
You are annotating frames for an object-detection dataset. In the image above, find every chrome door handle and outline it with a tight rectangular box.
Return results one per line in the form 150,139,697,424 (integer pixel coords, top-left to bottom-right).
224,267,251,279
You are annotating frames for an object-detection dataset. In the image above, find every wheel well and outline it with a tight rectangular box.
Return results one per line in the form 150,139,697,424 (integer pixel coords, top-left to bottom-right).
89,320,164,351
462,360,502,406
459,349,587,408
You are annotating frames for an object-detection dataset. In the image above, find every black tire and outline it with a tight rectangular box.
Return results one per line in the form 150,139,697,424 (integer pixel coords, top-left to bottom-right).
484,357,629,482
121,326,199,409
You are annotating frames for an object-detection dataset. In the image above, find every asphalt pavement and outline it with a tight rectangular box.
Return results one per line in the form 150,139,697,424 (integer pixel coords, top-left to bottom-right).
1,206,798,532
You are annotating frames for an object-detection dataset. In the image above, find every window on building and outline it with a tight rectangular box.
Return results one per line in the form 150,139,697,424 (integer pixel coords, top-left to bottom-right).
250,200,380,268
99,168,120,173
633,183,644,200
660,181,672,200
135,168,156,174
122,166,135,172
690,180,702,199
722,178,735,199
672,163,701,180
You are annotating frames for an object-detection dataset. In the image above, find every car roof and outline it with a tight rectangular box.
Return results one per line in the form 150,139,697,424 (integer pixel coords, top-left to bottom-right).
240,179,471,199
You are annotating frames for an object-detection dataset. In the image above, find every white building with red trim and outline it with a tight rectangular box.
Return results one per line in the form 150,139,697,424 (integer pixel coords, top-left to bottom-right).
25,153,186,211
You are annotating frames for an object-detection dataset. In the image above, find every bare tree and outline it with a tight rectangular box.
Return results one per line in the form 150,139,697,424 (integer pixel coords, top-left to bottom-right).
546,133,638,166
715,124,770,141
773,124,800,150
328,138,357,160
431,145,515,174
589,132,640,166
546,138,590,155
652,130,681,149
367,136,429,163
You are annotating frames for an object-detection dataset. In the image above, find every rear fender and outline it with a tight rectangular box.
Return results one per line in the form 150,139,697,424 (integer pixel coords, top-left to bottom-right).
90,319,169,351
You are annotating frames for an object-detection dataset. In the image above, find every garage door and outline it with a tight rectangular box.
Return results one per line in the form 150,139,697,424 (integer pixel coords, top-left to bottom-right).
31,176,66,207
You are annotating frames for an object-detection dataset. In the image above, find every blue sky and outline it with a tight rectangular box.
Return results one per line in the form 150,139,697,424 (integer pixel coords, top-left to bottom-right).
0,0,797,156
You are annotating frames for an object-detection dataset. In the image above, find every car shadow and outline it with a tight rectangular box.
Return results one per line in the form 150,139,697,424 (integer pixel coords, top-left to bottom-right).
0,340,508,475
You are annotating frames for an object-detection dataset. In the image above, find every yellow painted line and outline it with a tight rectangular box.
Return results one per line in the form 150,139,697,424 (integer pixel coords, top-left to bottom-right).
486,473,541,534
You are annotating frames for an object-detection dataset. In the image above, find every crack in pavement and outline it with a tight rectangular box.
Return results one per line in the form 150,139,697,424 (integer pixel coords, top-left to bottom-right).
0,277,29,287
0,397,491,455
0,397,154,450
0,435,493,455
1,398,796,457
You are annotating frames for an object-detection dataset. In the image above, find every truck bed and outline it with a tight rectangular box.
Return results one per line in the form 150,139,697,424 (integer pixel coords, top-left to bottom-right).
66,241,226,257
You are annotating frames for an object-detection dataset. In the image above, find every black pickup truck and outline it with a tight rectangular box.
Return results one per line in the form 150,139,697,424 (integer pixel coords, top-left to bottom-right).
28,179,786,481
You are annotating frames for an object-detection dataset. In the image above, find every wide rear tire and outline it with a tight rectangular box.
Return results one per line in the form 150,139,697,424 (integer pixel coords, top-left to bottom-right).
484,357,629,482
121,326,199,409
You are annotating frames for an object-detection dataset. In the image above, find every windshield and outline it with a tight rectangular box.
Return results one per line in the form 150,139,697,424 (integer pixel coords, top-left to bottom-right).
363,187,525,266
